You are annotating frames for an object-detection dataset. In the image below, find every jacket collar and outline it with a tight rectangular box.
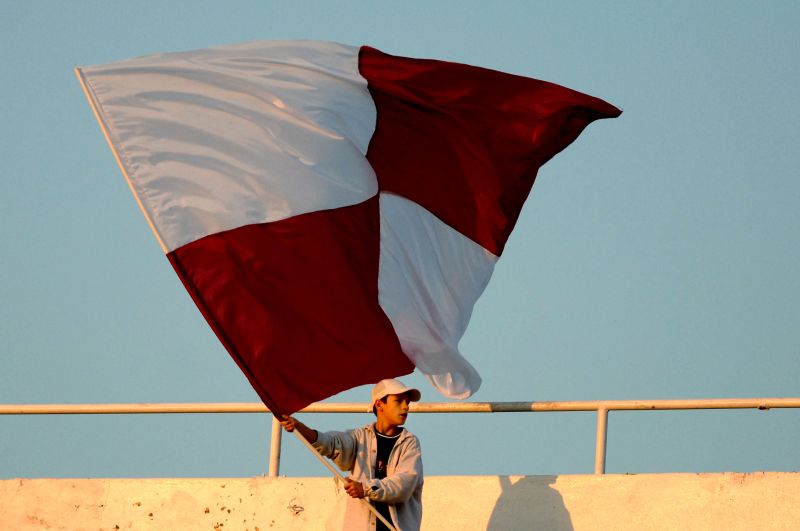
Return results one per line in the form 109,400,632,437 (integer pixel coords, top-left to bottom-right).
364,422,410,443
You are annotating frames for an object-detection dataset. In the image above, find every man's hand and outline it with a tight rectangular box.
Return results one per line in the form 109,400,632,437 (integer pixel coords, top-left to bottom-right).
278,415,299,432
277,415,318,443
343,478,366,499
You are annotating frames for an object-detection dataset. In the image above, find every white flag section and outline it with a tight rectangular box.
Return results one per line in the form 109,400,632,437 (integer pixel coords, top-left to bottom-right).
78,41,377,252
378,193,496,398
77,40,620,413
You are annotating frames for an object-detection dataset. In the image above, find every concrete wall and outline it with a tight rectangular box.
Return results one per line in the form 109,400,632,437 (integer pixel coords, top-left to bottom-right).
3,473,799,530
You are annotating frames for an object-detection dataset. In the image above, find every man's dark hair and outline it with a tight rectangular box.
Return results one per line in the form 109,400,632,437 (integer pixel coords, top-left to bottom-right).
372,396,388,416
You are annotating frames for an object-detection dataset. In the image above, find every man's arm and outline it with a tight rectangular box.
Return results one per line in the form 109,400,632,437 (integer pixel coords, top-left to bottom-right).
278,415,318,443
280,416,359,473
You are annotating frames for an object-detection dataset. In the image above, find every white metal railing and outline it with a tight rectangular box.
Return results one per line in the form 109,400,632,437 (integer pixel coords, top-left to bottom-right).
3,398,799,475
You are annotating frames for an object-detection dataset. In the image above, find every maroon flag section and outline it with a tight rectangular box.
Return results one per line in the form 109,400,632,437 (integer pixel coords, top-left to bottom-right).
168,197,413,416
359,46,621,256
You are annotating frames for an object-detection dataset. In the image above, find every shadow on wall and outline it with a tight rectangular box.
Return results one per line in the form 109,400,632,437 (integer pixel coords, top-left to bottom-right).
487,476,573,531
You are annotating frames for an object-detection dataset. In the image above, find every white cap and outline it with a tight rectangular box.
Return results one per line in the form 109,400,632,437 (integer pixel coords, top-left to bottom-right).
370,378,421,406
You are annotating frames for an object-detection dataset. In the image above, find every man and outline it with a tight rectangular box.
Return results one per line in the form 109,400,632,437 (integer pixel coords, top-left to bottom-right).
280,378,423,531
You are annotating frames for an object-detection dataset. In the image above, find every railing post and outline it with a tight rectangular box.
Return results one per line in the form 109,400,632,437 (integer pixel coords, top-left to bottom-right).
594,406,608,474
269,416,282,477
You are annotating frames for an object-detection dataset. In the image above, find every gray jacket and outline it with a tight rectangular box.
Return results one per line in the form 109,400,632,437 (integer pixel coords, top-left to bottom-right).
314,423,423,531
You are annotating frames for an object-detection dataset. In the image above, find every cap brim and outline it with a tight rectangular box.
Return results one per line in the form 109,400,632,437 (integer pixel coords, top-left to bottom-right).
405,388,421,402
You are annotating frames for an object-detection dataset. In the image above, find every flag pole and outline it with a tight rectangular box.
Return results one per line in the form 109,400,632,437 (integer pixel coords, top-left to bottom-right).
73,67,168,254
291,429,398,531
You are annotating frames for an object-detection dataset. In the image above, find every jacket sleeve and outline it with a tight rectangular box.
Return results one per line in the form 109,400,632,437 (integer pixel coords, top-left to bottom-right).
313,429,359,472
363,436,423,504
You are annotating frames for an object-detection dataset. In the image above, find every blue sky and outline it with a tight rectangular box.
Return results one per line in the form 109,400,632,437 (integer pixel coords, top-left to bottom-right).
1,1,798,478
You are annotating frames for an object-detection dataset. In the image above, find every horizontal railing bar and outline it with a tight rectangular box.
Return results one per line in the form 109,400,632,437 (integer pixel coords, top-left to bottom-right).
2,398,799,415
0,403,270,415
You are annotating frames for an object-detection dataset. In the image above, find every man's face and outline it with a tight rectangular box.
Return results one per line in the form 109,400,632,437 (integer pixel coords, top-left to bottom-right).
377,393,411,427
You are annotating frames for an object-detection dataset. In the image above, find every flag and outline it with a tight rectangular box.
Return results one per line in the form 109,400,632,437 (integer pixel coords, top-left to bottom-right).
77,40,620,415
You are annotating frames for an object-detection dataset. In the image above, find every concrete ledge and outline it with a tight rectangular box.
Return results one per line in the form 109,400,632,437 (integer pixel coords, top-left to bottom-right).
3,473,799,530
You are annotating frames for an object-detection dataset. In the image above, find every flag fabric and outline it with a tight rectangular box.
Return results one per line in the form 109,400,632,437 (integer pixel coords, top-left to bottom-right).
77,40,620,415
